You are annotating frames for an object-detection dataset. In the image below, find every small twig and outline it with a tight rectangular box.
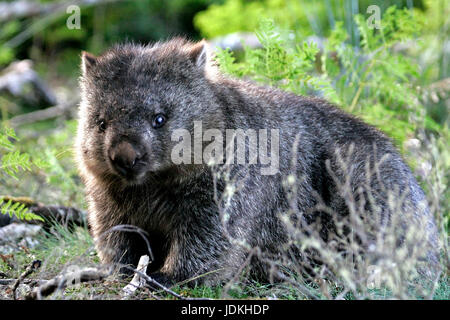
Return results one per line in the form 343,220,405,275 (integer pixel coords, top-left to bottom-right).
12,260,41,300
129,268,186,300
126,267,210,300
174,268,224,288
8,101,76,127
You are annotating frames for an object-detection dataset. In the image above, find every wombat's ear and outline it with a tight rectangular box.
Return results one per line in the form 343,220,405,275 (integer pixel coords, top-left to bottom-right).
81,51,97,74
188,39,210,69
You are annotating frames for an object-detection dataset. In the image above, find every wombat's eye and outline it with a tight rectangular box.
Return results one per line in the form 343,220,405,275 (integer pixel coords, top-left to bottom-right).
98,120,107,132
152,114,166,129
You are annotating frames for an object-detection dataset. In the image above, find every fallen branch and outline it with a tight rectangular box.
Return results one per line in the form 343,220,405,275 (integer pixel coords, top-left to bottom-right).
29,204,87,231
12,260,41,300
0,278,46,286
8,101,76,127
25,266,112,300
0,196,86,229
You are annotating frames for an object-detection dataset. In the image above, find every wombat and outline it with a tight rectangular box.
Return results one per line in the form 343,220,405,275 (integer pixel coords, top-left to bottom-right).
76,38,440,287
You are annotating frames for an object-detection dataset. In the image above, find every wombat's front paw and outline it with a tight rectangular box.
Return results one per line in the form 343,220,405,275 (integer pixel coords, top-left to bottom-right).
146,272,174,291
117,264,137,279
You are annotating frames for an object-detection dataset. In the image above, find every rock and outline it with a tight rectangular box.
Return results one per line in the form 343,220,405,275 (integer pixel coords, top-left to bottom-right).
0,223,41,242
0,223,42,254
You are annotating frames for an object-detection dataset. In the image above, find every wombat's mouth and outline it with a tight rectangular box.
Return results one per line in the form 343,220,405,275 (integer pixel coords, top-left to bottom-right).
108,158,151,185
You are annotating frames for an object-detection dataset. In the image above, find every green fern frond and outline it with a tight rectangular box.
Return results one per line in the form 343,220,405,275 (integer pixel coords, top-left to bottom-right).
0,198,44,222
0,126,17,151
0,150,33,179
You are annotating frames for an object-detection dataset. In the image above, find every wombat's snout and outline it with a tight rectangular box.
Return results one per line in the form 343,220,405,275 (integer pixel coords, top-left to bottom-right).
108,141,147,178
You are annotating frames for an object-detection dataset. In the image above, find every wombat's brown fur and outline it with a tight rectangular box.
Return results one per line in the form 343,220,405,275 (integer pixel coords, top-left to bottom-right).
76,38,439,286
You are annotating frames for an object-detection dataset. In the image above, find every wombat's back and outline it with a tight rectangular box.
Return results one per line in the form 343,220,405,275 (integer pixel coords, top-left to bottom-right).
214,77,440,278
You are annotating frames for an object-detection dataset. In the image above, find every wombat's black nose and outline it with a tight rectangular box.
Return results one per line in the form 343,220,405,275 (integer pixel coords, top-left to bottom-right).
109,141,141,176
